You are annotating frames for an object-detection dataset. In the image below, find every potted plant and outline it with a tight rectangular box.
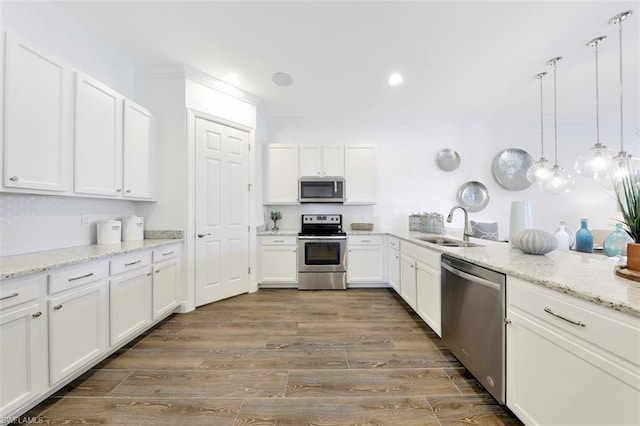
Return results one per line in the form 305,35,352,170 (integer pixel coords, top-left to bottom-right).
614,166,640,271
270,211,282,231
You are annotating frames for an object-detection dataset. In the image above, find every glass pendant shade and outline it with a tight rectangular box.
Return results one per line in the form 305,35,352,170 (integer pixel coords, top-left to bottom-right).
526,157,551,184
539,164,576,194
574,143,615,179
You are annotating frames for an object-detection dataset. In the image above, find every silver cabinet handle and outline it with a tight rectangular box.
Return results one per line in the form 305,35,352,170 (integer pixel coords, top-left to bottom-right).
126,189,131,193
53,305,63,310
360,240,371,243
68,272,93,282
155,270,160,273
125,260,142,266
197,233,211,238
32,312,42,318
116,188,122,192
163,251,175,256
146,272,152,276
9,176,18,181
274,240,284,243
544,307,586,327
0,292,19,301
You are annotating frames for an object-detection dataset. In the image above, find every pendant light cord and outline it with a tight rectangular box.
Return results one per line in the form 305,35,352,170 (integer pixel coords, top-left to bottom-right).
609,10,633,154
595,41,601,145
535,72,546,158
551,59,559,166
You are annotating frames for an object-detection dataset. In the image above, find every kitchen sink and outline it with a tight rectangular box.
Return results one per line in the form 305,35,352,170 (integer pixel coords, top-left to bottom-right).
415,236,483,248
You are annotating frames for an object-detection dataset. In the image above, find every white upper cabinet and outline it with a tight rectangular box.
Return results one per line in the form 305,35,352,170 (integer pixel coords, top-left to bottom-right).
3,33,72,193
299,145,344,177
264,144,299,204
344,145,376,204
123,100,153,199
73,72,123,196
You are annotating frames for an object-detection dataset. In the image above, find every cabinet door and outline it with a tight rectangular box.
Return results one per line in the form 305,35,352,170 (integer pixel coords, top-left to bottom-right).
3,33,71,192
299,146,322,176
153,259,179,320
344,145,376,204
110,268,152,346
388,247,400,293
73,72,123,196
48,280,108,385
264,145,299,204
123,100,153,199
416,262,441,336
259,245,298,283
506,309,640,425
347,245,385,283
321,146,345,177
399,254,417,310
0,302,47,416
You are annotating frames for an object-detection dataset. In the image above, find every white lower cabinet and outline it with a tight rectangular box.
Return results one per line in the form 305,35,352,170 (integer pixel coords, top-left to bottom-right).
259,236,297,285
48,279,108,385
0,275,47,416
506,277,640,425
347,235,385,284
152,248,181,320
387,237,400,292
109,268,152,346
416,261,441,337
399,253,417,310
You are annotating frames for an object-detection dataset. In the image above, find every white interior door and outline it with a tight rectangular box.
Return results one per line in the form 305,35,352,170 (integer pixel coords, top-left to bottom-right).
195,117,249,306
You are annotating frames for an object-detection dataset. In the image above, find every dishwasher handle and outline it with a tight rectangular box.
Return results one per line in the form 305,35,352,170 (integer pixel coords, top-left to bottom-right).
442,262,501,291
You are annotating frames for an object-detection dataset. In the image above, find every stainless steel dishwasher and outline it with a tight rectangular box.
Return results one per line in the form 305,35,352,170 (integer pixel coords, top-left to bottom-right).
441,254,506,404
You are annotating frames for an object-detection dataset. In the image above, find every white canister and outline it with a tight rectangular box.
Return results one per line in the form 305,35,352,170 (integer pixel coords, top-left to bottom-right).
508,201,532,246
97,220,122,245
122,216,144,241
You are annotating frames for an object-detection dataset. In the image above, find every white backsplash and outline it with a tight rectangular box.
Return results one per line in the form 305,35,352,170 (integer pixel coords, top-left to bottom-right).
0,193,138,256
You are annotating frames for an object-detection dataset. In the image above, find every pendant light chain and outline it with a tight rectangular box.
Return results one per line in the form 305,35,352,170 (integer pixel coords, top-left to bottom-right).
617,18,624,152
550,57,560,167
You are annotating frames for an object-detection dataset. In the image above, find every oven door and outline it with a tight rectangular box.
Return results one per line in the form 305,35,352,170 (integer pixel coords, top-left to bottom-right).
298,237,347,273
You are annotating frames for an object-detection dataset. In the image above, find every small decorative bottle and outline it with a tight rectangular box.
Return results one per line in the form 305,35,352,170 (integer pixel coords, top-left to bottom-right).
603,223,633,257
553,221,574,251
575,218,594,253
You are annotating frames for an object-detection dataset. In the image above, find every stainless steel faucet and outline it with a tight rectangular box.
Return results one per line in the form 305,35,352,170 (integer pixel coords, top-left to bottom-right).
447,205,472,242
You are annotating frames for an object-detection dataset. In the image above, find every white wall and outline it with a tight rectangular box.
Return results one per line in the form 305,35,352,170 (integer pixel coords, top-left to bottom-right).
265,117,639,240
0,2,139,256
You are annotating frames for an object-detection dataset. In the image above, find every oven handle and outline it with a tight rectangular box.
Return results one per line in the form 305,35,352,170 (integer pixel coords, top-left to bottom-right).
298,236,347,240
442,262,501,291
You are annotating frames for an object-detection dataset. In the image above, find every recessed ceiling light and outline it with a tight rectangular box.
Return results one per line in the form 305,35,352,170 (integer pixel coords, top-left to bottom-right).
272,72,293,87
388,73,403,86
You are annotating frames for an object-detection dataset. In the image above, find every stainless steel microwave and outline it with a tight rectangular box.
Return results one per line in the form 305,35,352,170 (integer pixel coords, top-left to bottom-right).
299,177,345,203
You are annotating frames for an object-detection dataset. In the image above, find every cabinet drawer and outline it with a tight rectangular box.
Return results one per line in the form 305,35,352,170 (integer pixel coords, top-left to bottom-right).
260,236,297,246
48,261,109,294
0,275,44,310
388,236,400,250
348,235,383,245
508,277,640,367
152,245,181,262
110,250,152,276
402,241,441,267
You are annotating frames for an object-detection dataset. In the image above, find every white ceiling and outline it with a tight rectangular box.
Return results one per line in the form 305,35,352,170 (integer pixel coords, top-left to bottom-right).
50,1,640,121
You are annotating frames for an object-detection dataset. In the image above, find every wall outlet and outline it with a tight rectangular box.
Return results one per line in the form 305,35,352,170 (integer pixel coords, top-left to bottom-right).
81,214,91,227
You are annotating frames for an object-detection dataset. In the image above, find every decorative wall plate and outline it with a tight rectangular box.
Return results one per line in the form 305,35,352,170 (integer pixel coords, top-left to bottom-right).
436,148,461,171
492,148,534,190
456,181,489,212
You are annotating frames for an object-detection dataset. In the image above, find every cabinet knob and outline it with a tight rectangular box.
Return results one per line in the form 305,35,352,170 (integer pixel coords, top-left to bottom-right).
53,304,63,310
146,272,152,276
126,189,132,193
116,188,122,193
32,311,42,318
9,176,19,182
155,270,160,274
504,318,512,325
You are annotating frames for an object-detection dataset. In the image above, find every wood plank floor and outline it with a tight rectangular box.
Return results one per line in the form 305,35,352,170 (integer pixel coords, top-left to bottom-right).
16,289,522,425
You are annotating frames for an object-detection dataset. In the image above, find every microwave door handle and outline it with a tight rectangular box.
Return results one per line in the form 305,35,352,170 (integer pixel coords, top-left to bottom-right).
334,181,337,193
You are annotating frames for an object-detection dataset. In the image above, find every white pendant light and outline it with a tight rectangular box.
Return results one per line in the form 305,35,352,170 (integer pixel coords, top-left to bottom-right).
539,57,576,195
608,10,640,187
526,72,551,184
574,36,615,179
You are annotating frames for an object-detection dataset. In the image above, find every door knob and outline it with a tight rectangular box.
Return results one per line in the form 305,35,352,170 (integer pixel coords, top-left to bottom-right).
197,233,211,238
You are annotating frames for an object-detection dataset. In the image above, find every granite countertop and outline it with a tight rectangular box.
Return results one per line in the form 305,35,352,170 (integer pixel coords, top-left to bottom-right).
389,230,640,318
0,238,183,280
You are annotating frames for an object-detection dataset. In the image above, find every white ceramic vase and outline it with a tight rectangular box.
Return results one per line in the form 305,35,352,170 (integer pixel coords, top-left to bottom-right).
509,201,532,247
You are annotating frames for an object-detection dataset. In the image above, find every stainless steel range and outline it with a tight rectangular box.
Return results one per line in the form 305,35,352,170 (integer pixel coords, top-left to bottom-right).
298,214,347,290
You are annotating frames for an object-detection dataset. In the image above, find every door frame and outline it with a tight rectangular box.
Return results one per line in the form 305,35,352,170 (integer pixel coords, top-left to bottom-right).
184,108,257,312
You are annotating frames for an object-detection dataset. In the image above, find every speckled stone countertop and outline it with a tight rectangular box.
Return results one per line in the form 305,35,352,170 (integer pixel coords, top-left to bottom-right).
257,229,299,236
0,238,183,280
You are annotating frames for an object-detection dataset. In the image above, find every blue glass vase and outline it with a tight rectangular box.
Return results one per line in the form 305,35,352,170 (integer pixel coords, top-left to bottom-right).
603,223,633,256
575,219,594,253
